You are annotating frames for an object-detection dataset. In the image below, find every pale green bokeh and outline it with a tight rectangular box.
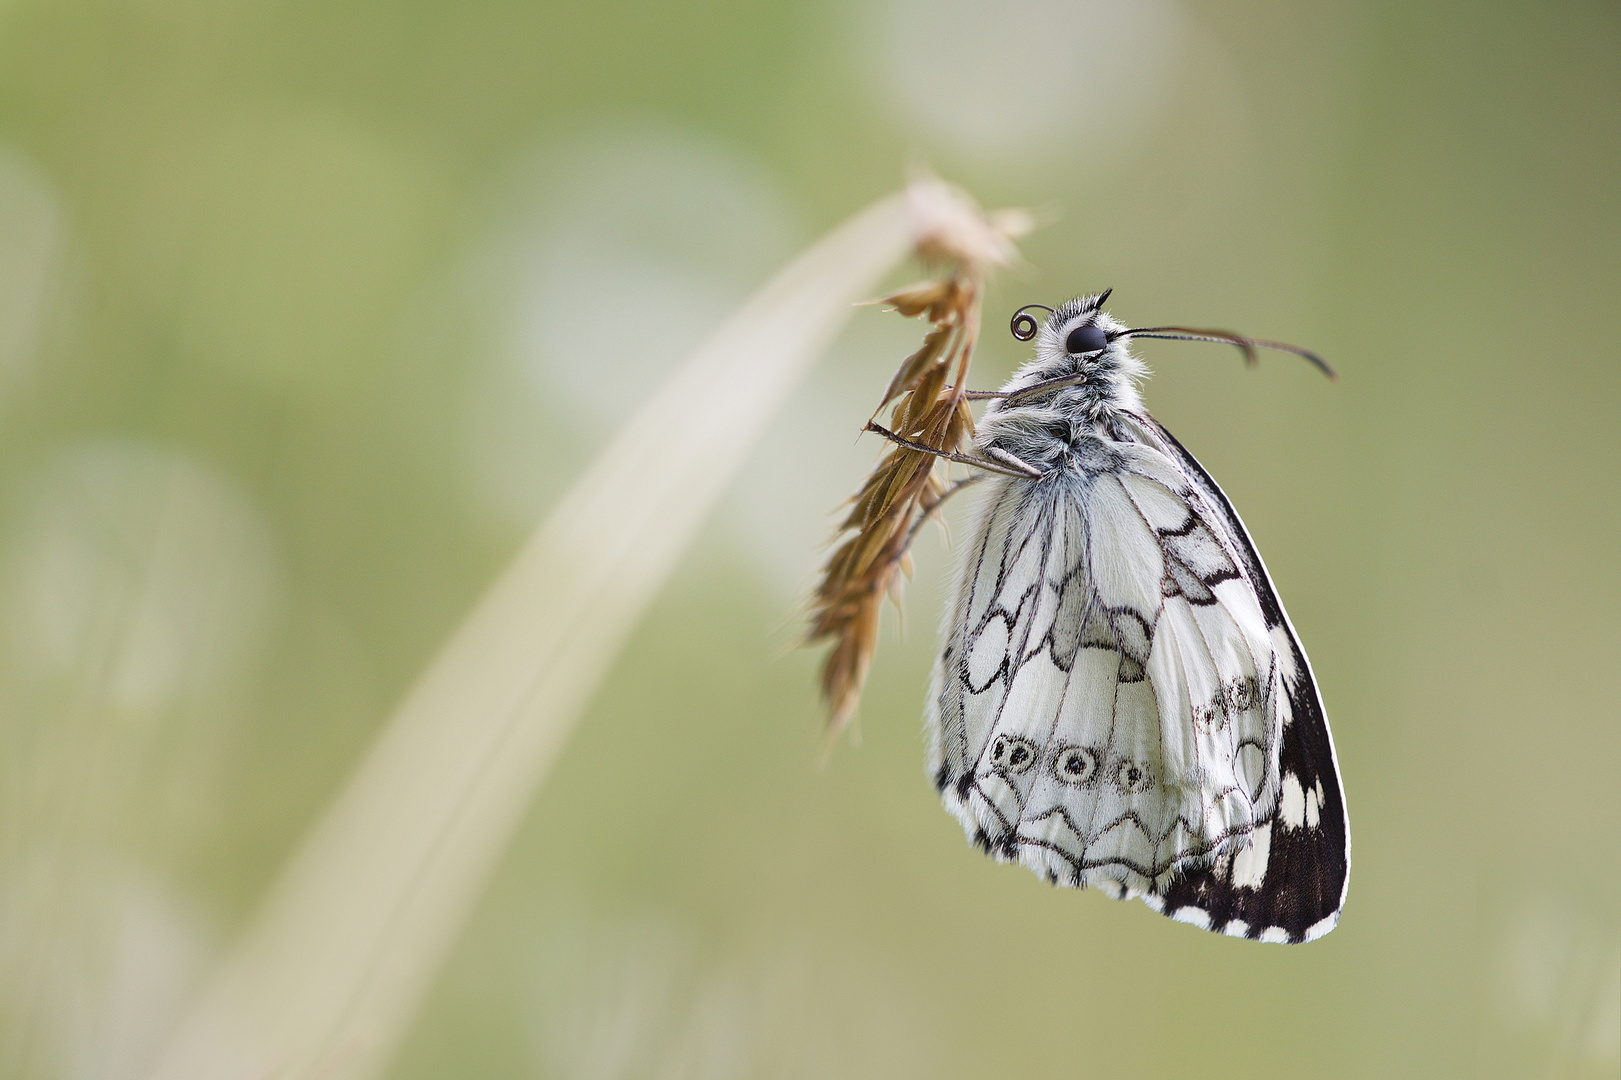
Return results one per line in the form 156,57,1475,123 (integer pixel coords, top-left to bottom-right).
0,1,1616,1078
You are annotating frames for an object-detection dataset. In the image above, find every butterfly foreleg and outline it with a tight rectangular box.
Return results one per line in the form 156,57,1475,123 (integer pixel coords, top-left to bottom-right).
957,372,1089,403
864,421,1043,480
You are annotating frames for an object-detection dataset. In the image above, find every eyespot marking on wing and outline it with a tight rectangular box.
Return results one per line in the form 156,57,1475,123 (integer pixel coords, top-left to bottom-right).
1052,744,1102,786
987,733,1039,776
1110,756,1155,795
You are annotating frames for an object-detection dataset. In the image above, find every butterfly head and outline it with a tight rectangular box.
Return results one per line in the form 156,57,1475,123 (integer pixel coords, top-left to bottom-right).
1009,290,1146,409
1013,292,1338,384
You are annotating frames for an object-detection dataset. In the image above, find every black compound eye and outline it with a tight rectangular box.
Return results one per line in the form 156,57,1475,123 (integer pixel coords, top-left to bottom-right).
1064,322,1108,355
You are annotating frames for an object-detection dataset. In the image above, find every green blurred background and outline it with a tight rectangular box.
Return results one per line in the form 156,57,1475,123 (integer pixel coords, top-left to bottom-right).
0,0,1617,1077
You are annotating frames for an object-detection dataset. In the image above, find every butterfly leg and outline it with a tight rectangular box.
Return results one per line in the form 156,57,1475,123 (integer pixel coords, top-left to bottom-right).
957,372,1089,402
864,422,1043,480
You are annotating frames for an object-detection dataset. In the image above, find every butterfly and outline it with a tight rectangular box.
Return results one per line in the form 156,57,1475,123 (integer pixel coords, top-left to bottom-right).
879,291,1348,943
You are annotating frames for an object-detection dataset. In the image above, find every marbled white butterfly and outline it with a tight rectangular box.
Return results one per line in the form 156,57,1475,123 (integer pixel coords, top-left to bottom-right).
897,291,1349,943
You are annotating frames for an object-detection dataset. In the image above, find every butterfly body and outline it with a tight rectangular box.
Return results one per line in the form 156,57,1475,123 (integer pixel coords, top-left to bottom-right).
926,293,1348,943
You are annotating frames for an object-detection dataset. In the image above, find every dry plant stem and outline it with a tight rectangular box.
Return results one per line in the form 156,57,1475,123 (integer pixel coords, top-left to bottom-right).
143,190,921,1080
810,191,1028,738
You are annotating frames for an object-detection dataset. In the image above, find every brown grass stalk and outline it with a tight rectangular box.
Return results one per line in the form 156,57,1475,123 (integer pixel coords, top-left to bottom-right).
808,180,1031,740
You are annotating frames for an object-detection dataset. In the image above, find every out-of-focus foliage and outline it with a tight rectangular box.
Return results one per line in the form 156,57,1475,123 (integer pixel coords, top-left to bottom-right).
0,2,1615,1079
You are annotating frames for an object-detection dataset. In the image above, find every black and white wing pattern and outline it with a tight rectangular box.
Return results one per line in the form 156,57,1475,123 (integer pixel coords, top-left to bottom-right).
926,417,1348,943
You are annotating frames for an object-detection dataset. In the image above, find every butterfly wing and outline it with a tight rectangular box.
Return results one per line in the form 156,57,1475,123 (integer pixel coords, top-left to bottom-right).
1125,414,1349,942
926,421,1348,943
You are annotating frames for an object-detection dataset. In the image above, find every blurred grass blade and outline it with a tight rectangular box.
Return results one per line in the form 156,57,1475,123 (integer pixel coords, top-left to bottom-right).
145,188,920,1080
